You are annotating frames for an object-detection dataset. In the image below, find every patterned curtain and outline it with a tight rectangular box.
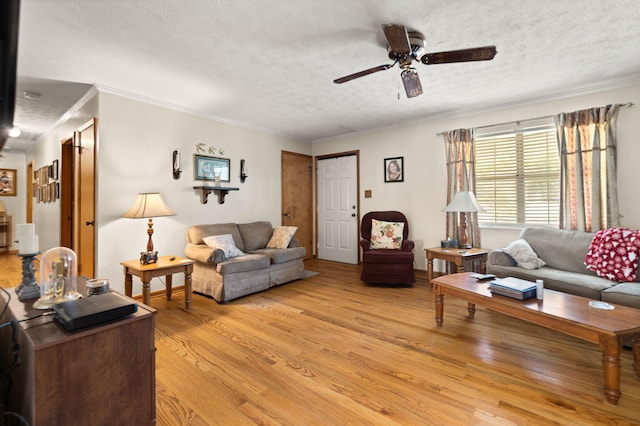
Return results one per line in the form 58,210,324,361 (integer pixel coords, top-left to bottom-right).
555,105,620,232
443,128,480,247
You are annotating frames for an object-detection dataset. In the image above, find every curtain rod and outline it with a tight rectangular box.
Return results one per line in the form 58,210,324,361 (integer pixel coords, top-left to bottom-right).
435,102,634,136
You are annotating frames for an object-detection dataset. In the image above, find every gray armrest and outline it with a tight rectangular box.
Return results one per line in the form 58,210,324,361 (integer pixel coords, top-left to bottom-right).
185,243,225,265
487,249,517,267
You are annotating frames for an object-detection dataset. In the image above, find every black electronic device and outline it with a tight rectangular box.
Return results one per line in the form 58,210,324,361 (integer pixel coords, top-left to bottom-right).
53,293,138,331
0,0,20,151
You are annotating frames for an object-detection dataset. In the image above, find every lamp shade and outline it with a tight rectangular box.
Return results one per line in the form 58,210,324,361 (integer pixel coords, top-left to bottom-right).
443,191,484,213
122,192,175,219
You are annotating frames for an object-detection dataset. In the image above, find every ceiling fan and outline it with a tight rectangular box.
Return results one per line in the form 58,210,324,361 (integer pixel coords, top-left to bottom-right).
334,24,497,98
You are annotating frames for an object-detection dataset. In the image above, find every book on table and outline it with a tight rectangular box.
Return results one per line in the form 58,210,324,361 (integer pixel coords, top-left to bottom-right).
488,277,537,300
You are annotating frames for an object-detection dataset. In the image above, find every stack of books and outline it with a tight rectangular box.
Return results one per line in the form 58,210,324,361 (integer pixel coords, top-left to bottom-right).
488,277,537,300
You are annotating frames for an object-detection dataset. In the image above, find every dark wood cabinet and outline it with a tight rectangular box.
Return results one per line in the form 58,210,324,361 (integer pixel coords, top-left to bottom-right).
0,287,156,425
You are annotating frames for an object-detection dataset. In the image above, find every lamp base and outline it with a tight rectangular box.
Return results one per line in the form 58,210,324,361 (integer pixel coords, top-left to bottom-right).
140,251,158,265
458,243,472,249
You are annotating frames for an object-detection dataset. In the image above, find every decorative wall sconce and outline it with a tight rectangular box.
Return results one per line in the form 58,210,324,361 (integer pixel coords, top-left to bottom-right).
240,159,248,183
172,150,182,179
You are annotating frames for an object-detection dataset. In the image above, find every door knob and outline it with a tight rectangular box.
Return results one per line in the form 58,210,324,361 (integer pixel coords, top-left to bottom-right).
85,221,94,226
283,213,290,217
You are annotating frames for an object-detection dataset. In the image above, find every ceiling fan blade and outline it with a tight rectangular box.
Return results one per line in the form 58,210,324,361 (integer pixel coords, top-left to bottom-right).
333,63,394,84
421,46,497,65
382,24,411,55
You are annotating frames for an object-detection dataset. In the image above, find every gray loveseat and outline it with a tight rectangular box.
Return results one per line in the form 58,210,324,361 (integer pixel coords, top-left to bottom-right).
184,221,306,303
487,227,640,309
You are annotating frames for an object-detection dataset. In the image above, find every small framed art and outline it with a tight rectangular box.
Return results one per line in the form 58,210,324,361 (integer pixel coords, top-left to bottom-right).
384,157,403,183
0,168,17,196
194,155,230,182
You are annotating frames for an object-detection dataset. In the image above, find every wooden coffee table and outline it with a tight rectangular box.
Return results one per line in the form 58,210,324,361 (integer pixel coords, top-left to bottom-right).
432,272,640,405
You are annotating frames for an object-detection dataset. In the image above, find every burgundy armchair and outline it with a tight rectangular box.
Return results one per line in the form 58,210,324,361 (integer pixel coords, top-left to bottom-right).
360,211,415,285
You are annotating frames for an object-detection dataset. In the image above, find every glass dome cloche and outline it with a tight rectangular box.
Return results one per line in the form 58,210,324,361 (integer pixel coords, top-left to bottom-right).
33,247,82,309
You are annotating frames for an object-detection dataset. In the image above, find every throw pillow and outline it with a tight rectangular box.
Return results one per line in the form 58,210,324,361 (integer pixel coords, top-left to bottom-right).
267,226,298,249
503,239,545,269
585,227,640,282
370,219,404,249
203,234,245,258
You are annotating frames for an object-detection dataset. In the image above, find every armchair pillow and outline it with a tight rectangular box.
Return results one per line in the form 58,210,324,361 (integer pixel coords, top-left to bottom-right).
503,239,545,269
203,234,245,258
267,226,298,249
370,219,404,250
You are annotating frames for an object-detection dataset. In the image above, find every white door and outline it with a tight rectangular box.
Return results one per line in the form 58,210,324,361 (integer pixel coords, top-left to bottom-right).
317,155,358,264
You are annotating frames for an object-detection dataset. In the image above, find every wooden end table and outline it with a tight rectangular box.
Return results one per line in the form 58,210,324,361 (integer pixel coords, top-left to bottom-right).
432,272,640,405
425,247,488,284
121,255,194,309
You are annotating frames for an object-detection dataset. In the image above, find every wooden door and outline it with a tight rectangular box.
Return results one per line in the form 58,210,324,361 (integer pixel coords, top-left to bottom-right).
316,153,359,264
60,138,73,248
26,162,33,223
281,151,312,260
74,119,96,277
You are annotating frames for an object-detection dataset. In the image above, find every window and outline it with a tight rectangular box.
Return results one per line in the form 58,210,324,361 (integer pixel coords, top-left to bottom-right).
474,122,560,226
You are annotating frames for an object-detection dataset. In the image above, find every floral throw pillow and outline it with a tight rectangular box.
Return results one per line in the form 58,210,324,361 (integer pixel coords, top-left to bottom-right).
203,234,245,258
370,219,404,250
503,239,545,269
585,227,640,282
267,226,298,249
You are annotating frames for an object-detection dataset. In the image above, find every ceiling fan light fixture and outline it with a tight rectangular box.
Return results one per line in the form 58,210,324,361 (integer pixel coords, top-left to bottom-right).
401,68,423,98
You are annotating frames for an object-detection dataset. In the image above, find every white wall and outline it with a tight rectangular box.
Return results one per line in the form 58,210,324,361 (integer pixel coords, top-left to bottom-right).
312,83,640,271
96,93,311,292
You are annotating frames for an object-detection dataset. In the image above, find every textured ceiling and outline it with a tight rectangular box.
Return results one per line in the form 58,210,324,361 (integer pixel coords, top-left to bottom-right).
5,0,640,152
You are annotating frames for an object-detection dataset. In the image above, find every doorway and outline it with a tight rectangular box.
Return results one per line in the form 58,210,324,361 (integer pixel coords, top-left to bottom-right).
281,151,313,259
316,152,359,264
60,118,97,277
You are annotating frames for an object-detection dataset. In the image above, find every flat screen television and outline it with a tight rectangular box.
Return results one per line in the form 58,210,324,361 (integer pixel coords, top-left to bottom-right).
0,0,20,149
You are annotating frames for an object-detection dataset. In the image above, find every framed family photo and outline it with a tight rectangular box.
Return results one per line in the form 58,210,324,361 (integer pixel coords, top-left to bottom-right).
194,155,230,182
384,157,404,183
0,168,16,196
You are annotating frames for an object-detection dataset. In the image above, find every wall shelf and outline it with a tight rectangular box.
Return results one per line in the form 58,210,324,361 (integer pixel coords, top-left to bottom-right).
193,186,239,204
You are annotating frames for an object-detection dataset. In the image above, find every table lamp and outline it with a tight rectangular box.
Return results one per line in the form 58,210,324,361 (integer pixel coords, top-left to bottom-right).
443,191,483,249
123,192,176,264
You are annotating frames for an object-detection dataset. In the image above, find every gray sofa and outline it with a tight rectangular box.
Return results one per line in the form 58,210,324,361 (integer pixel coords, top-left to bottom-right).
184,221,306,303
487,227,640,309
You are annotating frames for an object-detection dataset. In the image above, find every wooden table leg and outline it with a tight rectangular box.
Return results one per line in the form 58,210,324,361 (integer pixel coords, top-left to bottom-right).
124,272,133,297
184,270,192,310
165,275,173,300
633,334,640,379
455,259,465,273
599,334,622,405
427,255,434,285
467,302,476,319
434,285,444,327
142,278,151,306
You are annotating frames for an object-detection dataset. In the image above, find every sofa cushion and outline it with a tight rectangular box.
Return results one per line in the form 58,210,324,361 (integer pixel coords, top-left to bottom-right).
238,221,274,251
503,239,545,269
519,227,597,275
216,254,271,275
601,282,640,309
584,227,640,282
267,226,298,249
187,223,245,251
250,247,306,264
203,234,245,258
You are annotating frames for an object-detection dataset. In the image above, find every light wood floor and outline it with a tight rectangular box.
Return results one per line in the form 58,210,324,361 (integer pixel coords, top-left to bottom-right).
2,255,639,425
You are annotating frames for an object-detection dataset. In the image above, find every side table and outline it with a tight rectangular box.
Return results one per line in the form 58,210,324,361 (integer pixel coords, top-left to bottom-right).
425,247,488,284
121,255,194,309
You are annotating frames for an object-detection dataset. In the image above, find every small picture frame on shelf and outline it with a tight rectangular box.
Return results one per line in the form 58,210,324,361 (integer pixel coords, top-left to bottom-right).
194,155,230,183
384,157,404,183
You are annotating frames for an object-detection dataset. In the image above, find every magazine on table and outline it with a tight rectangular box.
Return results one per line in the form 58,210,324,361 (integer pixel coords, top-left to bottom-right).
489,277,537,292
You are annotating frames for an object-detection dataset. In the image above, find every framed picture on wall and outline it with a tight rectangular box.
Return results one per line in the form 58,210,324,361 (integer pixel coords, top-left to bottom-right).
384,157,404,183
194,155,230,182
0,168,16,196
